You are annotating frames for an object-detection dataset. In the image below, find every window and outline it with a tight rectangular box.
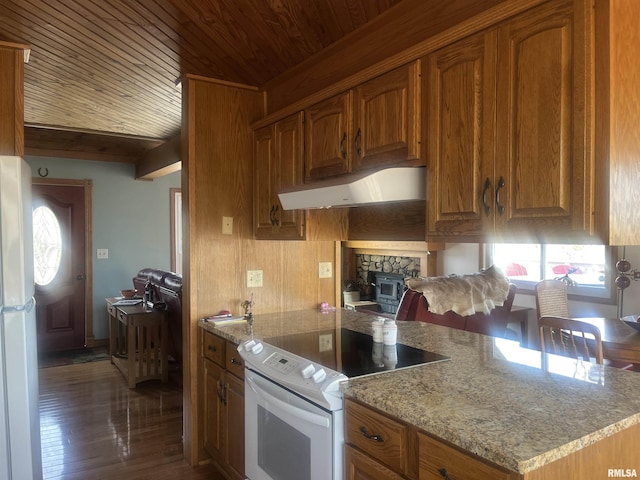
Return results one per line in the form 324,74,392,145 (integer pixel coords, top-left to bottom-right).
170,188,182,275
488,243,617,302
33,205,63,286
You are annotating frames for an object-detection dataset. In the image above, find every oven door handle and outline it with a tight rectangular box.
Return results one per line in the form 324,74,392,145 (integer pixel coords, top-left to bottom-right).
246,374,330,429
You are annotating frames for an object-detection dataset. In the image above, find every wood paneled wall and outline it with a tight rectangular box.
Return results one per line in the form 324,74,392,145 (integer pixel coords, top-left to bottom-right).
0,41,28,155
181,75,342,464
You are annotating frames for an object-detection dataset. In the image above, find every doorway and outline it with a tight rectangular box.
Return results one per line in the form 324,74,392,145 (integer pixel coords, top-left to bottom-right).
32,179,93,352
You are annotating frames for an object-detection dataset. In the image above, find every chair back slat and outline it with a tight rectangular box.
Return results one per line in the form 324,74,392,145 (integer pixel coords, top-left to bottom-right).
538,316,604,365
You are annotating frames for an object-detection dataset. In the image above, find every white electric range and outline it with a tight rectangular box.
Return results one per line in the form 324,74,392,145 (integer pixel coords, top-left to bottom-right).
238,326,449,480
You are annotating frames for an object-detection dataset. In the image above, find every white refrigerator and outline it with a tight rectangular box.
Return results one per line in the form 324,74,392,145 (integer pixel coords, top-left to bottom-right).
0,156,43,479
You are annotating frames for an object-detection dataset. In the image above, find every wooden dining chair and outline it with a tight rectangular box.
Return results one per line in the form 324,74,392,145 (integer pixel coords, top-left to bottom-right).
535,279,570,319
538,316,603,365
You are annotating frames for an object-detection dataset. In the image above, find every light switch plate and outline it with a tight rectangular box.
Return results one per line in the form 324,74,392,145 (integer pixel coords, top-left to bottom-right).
319,334,333,352
319,262,332,278
247,270,263,288
97,248,109,259
222,216,233,235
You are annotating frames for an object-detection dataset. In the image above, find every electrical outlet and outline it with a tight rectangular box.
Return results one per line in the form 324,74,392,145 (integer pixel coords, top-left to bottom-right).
97,248,109,259
319,262,332,278
222,216,233,235
319,334,333,352
247,270,263,288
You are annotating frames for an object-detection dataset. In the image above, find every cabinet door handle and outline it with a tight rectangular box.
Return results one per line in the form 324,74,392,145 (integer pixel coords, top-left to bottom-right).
217,381,225,404
438,468,452,479
340,132,347,159
482,178,492,216
359,426,384,443
495,176,506,216
208,345,217,352
354,128,362,158
269,205,280,226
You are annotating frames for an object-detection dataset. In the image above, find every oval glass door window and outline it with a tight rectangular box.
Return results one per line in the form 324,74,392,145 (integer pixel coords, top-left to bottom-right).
33,205,63,286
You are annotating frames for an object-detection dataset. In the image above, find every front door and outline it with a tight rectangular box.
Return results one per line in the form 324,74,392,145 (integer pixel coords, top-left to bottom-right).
32,182,87,352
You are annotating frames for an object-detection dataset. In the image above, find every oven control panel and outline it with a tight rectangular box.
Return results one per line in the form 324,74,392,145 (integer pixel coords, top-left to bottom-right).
237,338,347,410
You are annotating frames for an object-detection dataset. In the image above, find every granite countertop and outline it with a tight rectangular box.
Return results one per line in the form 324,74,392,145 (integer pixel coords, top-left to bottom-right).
198,309,640,474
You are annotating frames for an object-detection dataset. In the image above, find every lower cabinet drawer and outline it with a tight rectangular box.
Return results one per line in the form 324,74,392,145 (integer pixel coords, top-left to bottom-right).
225,340,244,379
418,432,518,480
345,399,409,475
203,331,225,366
345,444,405,480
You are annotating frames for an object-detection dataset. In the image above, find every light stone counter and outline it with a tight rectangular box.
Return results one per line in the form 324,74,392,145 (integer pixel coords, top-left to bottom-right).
198,309,640,475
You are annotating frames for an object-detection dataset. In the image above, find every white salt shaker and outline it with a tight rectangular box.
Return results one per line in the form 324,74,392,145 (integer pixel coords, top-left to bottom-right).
372,318,385,343
383,319,397,345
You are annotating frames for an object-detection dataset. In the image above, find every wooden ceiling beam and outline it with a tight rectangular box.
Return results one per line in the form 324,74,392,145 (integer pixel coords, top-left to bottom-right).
24,125,164,163
136,133,181,180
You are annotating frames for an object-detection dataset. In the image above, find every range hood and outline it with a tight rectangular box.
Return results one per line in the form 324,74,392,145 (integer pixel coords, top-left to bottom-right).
278,167,426,210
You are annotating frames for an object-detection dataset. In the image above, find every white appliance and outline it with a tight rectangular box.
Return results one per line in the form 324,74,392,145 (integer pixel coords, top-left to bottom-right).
239,339,347,480
277,166,426,210
0,156,43,479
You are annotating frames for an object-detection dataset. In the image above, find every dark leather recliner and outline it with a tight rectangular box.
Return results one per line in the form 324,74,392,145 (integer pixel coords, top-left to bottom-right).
133,268,183,366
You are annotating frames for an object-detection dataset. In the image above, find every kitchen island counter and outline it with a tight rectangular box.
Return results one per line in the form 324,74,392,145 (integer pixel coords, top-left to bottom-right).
199,309,640,475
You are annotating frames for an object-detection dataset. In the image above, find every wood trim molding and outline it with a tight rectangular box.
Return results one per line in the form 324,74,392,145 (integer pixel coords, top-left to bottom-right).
179,73,259,91
253,0,547,129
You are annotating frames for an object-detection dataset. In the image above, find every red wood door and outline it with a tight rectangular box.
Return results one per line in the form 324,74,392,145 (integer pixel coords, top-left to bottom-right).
32,183,86,352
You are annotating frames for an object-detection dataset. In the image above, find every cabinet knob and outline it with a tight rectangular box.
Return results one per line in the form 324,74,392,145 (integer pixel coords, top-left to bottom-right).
438,468,452,479
208,345,217,352
231,357,242,366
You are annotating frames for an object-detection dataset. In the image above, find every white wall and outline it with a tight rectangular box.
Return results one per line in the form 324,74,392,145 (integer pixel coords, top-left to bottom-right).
26,156,180,340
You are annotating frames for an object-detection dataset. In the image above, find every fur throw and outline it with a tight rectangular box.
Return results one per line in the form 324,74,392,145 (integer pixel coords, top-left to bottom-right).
404,266,510,316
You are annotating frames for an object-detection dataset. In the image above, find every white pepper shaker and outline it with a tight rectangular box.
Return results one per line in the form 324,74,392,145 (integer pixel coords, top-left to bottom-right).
383,319,397,345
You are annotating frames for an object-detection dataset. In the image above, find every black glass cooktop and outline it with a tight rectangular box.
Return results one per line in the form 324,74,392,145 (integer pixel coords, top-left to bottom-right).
263,328,449,378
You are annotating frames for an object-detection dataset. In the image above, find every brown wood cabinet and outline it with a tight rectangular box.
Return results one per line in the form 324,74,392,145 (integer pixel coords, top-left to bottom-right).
254,112,306,240
426,0,590,242
202,331,244,480
346,396,640,480
305,91,352,180
418,432,519,480
344,399,415,479
345,444,405,480
305,62,421,182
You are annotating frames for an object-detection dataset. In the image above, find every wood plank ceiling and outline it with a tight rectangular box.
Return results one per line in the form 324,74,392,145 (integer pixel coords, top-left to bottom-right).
0,0,402,165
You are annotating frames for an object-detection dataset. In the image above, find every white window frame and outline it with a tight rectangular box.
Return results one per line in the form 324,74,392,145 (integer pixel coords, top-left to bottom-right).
486,244,620,304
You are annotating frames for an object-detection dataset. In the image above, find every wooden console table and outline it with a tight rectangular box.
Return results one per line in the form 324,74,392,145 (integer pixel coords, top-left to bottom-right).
106,298,168,388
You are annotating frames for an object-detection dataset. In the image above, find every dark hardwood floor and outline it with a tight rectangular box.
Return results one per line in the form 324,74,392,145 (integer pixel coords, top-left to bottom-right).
39,360,224,480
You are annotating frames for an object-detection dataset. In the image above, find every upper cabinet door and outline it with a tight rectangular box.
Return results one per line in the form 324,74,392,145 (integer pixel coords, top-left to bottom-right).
352,63,421,172
274,112,306,239
304,91,352,181
254,125,276,236
425,30,497,239
254,113,305,240
494,0,590,238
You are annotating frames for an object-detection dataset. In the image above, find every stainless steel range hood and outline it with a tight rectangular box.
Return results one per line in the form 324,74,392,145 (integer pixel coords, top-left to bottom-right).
278,167,426,210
